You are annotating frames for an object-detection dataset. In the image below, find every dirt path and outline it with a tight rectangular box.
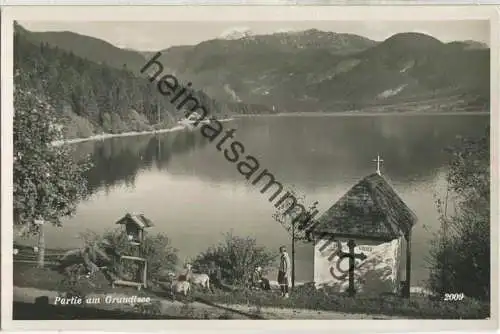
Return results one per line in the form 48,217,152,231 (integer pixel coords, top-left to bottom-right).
13,286,409,320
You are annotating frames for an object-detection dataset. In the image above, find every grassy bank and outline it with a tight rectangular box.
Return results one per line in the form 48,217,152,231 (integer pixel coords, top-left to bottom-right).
193,286,489,320
13,262,489,319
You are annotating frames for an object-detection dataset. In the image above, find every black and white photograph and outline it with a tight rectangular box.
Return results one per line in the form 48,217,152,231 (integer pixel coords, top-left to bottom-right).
1,5,497,331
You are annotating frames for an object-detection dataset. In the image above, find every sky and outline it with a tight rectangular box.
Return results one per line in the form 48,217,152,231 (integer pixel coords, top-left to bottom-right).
19,20,490,52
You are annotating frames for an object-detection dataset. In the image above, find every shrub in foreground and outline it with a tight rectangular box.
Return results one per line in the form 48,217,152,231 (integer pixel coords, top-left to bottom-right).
81,228,178,283
428,126,490,301
192,232,275,286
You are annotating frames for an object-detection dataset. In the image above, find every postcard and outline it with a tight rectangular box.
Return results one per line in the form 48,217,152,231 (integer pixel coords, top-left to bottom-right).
1,4,498,332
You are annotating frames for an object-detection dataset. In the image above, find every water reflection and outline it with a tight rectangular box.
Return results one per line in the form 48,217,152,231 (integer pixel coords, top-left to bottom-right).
73,129,210,195
75,114,489,195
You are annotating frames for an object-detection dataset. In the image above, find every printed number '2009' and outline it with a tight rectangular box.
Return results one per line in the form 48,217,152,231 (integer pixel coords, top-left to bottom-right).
444,293,465,301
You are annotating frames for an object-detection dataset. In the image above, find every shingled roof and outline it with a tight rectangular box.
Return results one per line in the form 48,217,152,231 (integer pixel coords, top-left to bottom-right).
311,173,417,241
116,213,154,229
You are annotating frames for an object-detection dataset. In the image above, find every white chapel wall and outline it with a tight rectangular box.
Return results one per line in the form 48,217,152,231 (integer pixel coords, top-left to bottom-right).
313,236,402,294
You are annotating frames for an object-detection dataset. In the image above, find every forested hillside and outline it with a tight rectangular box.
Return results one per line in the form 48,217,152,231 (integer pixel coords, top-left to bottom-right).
14,25,271,139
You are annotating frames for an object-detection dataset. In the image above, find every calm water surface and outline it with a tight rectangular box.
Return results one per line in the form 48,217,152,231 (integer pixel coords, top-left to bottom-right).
41,114,489,285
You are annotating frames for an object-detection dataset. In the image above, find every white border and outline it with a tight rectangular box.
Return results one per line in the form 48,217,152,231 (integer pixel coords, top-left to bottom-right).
1,5,499,332
0,1,498,6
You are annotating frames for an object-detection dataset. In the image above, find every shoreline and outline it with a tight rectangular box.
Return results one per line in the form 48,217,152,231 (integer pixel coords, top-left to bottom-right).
52,118,235,146
51,110,489,146
233,110,490,118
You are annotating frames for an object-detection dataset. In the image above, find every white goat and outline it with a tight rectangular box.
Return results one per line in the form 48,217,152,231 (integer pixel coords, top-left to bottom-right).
170,280,191,299
160,271,190,300
185,264,211,292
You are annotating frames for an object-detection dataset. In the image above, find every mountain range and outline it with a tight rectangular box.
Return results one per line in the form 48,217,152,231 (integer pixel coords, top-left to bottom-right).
152,30,489,112
16,23,490,128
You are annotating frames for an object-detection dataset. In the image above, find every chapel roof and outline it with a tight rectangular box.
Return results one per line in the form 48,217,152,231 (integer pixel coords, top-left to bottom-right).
311,173,417,241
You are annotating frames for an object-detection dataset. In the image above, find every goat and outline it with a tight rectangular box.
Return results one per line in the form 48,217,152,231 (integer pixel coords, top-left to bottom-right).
170,280,190,301
155,271,190,300
184,264,211,292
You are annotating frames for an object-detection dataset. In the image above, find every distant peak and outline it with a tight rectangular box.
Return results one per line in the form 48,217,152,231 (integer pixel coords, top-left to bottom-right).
276,28,330,36
373,32,444,53
385,32,443,44
274,28,295,34
219,27,254,40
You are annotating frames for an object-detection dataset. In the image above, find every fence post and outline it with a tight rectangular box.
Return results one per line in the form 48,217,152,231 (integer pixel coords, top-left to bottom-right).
35,219,45,268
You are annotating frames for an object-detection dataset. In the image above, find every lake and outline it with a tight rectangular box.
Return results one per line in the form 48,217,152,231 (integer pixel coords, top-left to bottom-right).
40,113,489,286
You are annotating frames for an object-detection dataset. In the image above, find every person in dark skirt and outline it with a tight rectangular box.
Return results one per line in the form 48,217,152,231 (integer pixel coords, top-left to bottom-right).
277,245,291,298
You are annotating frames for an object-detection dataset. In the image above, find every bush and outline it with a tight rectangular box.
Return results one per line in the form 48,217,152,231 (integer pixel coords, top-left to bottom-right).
428,126,490,301
192,232,275,286
81,228,178,283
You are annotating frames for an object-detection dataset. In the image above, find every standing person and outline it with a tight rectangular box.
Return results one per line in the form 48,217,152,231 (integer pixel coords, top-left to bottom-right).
277,245,291,298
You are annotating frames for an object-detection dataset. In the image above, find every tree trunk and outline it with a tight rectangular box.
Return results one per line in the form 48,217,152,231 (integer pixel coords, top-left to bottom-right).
37,224,45,268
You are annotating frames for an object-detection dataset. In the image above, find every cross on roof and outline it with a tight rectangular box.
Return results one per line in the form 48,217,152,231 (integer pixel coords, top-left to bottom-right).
372,154,384,175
